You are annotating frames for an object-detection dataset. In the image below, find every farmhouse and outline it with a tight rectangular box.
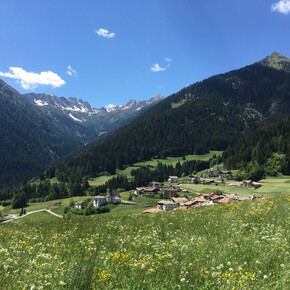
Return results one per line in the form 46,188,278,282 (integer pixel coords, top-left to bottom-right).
205,179,215,184
163,188,179,198
149,181,161,188
168,176,179,183
144,187,160,196
189,174,200,183
171,197,188,206
205,168,220,177
210,195,223,202
239,180,262,189
134,187,145,195
93,196,107,207
220,171,232,178
157,200,179,211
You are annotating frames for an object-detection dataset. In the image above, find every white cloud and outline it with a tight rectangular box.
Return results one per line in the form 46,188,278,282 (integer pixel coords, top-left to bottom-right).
151,63,166,72
271,1,290,14
67,65,77,77
0,67,65,90
165,57,172,62
95,28,115,38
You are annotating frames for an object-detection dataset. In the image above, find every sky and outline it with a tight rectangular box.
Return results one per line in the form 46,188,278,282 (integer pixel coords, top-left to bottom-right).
0,0,290,108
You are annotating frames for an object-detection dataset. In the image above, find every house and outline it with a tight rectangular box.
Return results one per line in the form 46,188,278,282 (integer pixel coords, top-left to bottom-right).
106,188,121,204
251,182,262,189
163,188,179,198
205,168,220,177
220,171,232,178
210,195,223,202
134,187,145,195
192,197,207,203
149,181,161,188
239,180,262,189
144,187,160,196
168,176,179,183
157,200,179,211
189,174,200,183
93,196,107,207
201,193,215,199
205,179,215,184
217,198,234,204
171,197,188,206
184,200,197,207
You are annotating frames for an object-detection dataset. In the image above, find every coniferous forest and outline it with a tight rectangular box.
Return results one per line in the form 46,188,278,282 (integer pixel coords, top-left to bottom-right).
46,61,290,183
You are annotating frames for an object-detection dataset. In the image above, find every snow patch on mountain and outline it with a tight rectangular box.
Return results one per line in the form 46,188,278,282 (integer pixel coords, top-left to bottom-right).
34,99,48,106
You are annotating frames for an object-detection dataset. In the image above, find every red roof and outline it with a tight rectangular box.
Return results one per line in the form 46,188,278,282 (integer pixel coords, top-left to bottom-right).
184,200,196,206
210,195,222,200
145,187,159,192
192,197,206,202
217,198,231,204
171,197,188,203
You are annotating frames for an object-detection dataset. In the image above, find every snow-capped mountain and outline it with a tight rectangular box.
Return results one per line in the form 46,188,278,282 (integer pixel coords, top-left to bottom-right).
23,93,165,123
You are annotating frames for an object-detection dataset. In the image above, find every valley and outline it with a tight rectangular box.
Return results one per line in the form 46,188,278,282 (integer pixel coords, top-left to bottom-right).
1,53,290,289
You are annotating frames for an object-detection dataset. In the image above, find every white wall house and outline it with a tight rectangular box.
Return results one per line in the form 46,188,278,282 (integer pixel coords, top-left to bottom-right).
93,196,107,207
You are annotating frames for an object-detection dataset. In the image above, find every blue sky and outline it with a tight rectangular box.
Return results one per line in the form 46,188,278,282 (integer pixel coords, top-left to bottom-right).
0,0,289,108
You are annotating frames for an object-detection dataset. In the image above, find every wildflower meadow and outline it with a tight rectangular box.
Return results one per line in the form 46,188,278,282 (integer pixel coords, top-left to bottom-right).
0,194,289,289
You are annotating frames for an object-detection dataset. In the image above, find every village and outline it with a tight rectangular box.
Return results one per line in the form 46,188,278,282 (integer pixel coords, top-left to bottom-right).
83,168,263,214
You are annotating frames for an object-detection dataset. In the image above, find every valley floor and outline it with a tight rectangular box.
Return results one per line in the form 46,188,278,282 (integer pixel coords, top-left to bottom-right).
0,193,289,289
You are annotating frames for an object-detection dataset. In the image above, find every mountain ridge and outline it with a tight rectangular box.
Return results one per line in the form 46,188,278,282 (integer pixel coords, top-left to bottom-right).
48,52,290,181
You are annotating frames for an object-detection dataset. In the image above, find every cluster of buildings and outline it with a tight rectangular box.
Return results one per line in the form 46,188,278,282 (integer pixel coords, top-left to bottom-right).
77,189,121,209
144,192,257,213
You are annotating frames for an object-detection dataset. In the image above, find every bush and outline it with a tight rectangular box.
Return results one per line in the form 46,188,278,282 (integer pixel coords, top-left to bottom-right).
63,206,70,214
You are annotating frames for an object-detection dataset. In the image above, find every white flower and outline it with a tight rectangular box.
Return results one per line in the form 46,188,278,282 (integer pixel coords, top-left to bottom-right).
229,268,233,272
180,278,185,282
280,264,285,267
227,261,231,266
256,260,261,264
264,275,268,279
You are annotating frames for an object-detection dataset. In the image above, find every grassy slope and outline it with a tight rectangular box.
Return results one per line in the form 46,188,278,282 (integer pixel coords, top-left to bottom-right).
181,175,290,197
89,151,222,186
1,194,289,289
2,196,86,216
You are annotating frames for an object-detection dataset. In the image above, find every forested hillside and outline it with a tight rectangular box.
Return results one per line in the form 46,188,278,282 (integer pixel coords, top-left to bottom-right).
0,80,86,186
48,53,290,182
223,117,290,176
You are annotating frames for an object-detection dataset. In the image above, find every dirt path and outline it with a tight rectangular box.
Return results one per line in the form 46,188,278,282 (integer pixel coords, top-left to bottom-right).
121,200,152,207
1,209,63,224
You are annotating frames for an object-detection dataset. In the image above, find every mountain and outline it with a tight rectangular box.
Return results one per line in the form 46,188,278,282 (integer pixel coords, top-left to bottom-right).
259,52,290,73
0,79,164,187
223,117,290,177
49,52,290,182
0,80,86,186
23,93,165,136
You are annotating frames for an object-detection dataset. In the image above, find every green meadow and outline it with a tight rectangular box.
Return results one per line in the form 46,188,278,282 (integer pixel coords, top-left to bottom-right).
1,194,289,289
89,151,222,186
181,175,290,197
